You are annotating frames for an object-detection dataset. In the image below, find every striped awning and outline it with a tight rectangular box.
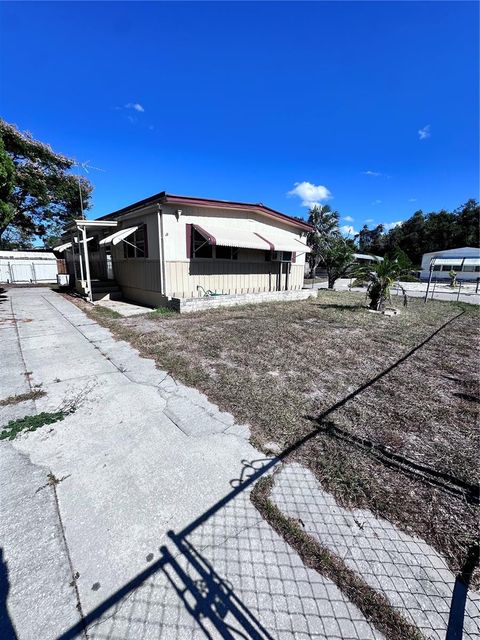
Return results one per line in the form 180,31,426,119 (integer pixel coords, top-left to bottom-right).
193,222,310,253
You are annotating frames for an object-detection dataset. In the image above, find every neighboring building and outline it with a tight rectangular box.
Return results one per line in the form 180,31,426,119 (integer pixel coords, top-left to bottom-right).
420,247,480,281
0,250,59,284
57,192,312,308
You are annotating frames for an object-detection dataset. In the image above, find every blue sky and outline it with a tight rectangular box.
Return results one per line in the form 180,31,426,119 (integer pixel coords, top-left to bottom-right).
0,1,478,235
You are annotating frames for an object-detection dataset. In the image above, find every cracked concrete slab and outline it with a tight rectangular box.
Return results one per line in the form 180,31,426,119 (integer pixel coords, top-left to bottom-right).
0,443,82,639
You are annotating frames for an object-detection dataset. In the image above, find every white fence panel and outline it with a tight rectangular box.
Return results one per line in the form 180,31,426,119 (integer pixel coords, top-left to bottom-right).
0,259,58,283
31,261,58,282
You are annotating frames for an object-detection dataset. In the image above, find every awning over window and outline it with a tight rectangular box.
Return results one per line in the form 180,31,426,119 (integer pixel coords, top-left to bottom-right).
431,257,480,266
264,235,311,253
193,223,271,250
193,222,310,253
54,242,72,253
99,226,138,246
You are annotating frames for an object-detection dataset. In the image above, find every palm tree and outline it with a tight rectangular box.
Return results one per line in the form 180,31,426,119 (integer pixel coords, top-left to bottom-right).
357,256,408,311
307,205,341,279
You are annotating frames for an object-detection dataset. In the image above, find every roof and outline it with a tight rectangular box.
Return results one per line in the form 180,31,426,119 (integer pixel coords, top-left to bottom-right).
353,253,383,261
423,246,480,258
97,192,313,232
0,250,56,260
432,257,480,266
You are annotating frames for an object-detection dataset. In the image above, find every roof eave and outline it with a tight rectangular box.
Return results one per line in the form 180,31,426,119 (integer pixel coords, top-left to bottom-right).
96,192,313,232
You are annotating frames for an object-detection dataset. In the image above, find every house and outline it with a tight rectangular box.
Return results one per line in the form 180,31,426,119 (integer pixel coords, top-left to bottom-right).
0,250,59,284
420,247,480,281
56,192,313,310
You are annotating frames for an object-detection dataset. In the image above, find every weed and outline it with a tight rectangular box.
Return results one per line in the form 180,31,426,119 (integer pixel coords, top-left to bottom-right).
92,306,122,319
0,389,46,407
150,306,175,316
0,410,70,440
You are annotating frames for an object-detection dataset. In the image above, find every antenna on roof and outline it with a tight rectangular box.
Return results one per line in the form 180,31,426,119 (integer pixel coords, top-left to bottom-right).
73,160,106,219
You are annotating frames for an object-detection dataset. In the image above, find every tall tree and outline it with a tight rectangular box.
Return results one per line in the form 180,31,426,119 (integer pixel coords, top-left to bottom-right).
375,201,479,265
355,224,385,254
0,119,93,248
307,204,355,287
306,204,341,278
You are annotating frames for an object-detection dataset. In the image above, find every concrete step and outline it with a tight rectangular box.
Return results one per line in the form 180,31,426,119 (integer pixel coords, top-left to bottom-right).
91,280,118,289
91,285,121,293
92,291,123,301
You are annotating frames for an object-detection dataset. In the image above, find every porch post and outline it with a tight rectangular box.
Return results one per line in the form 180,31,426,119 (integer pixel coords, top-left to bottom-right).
71,232,78,280
81,226,93,302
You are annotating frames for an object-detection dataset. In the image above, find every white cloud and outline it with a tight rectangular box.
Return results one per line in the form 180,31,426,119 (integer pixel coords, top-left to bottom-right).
371,199,382,205
418,124,430,140
287,181,332,208
340,224,359,237
125,102,145,112
408,198,417,202
362,170,382,177
148,124,155,131
365,218,374,223
383,220,403,231
343,215,354,222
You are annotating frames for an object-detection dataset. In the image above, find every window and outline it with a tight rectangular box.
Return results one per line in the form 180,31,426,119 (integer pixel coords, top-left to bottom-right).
123,224,148,259
215,246,238,260
264,251,271,262
192,228,213,259
271,251,293,262
432,265,442,272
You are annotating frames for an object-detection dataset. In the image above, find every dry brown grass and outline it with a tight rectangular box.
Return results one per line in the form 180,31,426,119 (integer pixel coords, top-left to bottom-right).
70,291,480,583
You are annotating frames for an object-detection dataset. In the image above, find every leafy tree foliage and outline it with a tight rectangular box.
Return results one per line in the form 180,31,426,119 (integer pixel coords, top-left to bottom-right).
0,119,93,248
355,224,384,255
322,238,357,289
358,200,480,265
306,204,355,287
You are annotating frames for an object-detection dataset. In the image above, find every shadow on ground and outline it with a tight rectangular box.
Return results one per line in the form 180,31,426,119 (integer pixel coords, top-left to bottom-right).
43,307,477,639
0,548,18,640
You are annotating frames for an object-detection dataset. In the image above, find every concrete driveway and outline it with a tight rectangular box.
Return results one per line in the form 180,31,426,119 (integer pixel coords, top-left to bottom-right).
0,287,381,640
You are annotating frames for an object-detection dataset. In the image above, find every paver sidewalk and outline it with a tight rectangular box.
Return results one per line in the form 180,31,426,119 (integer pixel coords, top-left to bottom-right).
0,288,382,639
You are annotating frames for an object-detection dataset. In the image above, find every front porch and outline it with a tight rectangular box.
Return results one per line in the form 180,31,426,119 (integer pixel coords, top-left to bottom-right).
55,219,139,303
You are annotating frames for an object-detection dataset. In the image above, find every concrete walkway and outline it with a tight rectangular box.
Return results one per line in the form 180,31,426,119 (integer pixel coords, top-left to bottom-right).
0,288,382,640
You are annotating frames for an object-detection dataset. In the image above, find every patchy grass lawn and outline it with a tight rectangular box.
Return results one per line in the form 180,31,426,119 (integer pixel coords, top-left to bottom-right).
73,290,479,583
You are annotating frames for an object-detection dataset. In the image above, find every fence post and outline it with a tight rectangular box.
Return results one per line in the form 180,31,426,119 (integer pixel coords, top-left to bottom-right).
456,280,462,302
424,264,434,303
